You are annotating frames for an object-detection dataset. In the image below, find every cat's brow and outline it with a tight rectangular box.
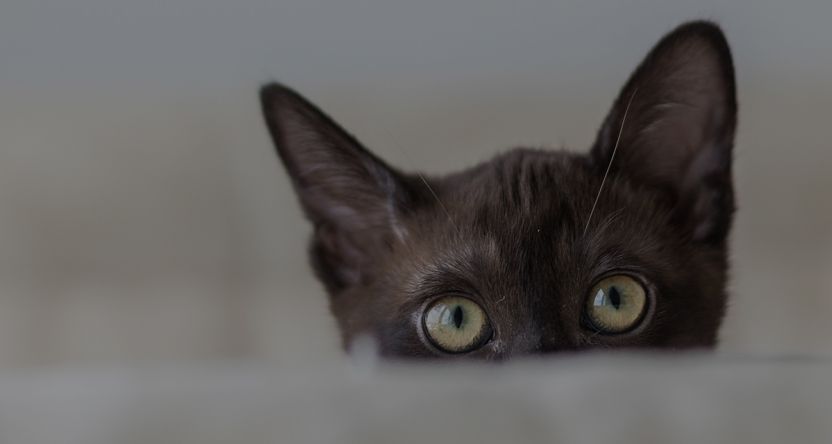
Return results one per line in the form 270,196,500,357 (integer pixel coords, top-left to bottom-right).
583,88,638,236
418,173,459,234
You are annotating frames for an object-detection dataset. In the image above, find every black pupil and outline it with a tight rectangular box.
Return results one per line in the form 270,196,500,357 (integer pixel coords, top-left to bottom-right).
452,305,464,329
608,286,622,310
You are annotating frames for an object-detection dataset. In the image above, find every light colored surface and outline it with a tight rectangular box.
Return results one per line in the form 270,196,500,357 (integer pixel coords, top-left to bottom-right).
1,355,831,443
0,0,831,368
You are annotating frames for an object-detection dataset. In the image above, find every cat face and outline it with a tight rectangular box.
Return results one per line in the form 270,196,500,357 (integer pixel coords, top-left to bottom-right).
262,21,737,359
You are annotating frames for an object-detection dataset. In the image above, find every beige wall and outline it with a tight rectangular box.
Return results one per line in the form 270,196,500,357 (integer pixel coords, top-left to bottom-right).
1,0,830,368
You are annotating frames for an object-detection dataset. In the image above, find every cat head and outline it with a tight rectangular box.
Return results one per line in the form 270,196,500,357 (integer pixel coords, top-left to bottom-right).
261,21,737,359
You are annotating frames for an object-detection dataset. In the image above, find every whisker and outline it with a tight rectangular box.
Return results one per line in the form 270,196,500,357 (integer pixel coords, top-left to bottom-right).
583,88,638,236
374,123,459,236
418,173,459,234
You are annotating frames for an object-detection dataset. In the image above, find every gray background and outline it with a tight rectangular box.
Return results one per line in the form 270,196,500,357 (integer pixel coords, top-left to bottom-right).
0,0,830,368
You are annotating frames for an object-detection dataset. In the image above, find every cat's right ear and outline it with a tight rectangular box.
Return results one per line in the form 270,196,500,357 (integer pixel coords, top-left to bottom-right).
261,84,411,291
590,21,737,244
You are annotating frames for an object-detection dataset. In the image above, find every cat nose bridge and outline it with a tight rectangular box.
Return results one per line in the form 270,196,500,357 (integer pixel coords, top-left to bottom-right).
510,337,565,356
502,311,566,356
494,279,560,356
503,323,547,356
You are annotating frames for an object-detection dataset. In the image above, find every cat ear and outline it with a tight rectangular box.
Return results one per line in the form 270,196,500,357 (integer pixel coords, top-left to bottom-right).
261,84,411,290
590,21,737,244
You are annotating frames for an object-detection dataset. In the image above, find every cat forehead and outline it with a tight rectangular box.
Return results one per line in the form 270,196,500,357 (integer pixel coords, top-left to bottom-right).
467,148,583,179
405,148,674,259
434,149,598,217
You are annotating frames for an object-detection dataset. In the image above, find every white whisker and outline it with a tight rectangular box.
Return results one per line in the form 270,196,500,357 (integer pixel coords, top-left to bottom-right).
418,173,459,234
583,88,638,236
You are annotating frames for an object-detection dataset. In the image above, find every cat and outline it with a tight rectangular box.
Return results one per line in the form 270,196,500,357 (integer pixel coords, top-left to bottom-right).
261,21,737,359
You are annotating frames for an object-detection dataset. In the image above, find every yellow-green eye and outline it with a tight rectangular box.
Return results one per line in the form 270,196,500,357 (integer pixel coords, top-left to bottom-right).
586,275,648,334
422,296,492,353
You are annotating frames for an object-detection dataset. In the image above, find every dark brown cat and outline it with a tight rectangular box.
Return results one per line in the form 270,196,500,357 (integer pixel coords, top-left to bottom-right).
261,21,737,359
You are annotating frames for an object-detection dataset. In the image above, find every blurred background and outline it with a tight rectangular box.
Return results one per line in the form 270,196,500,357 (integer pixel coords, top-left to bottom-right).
0,0,830,369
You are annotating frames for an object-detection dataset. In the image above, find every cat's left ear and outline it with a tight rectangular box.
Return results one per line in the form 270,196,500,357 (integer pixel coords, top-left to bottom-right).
590,21,737,244
261,84,414,292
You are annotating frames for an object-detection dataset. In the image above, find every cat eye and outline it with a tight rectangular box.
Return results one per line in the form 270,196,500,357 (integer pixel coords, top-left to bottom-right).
585,275,648,334
422,296,492,354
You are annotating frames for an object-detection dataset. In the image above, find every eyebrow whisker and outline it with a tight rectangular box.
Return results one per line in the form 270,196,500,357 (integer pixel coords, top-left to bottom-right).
418,173,459,234
583,88,638,237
